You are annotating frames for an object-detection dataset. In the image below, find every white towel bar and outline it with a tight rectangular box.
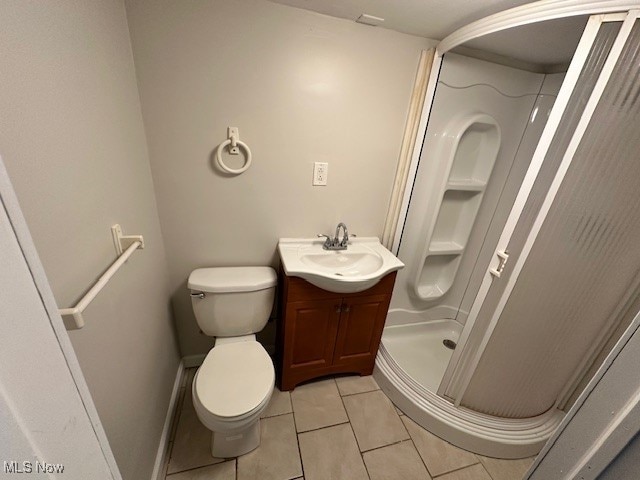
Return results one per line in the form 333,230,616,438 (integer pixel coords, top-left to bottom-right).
59,225,144,329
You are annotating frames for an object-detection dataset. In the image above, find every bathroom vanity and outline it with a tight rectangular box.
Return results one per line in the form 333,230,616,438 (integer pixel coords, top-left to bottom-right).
276,271,396,391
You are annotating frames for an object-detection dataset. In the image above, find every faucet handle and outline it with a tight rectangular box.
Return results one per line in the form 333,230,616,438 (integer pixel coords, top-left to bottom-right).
339,233,356,247
317,233,334,249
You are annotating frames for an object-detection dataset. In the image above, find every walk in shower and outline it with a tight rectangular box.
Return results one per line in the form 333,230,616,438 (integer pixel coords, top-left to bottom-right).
374,5,640,459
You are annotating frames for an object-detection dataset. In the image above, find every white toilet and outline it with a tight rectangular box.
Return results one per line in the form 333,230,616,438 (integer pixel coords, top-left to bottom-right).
187,266,277,458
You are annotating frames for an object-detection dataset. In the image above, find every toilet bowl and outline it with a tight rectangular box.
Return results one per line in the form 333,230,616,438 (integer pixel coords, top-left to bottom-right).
188,266,277,457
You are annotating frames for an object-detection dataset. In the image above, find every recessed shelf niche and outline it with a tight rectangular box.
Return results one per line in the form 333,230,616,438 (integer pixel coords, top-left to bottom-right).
415,113,501,301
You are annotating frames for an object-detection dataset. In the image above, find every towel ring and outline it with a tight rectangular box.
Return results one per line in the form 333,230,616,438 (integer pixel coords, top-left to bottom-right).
216,139,252,174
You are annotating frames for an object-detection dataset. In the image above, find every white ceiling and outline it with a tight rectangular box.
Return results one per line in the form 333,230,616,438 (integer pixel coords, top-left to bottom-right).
268,0,539,40
268,0,588,69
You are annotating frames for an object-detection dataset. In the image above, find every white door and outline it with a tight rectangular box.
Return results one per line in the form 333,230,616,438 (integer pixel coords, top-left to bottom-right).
0,158,121,479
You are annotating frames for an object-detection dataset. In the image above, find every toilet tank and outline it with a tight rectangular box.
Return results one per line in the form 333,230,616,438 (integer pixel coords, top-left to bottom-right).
188,267,277,337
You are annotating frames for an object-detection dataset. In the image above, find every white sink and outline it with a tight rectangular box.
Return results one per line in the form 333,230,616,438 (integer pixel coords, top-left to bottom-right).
278,237,404,293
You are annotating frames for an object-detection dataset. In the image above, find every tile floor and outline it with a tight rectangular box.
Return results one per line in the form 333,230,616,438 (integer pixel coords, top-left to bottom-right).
162,368,535,480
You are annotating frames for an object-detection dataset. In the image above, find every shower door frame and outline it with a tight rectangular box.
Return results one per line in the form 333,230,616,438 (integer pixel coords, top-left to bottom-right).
437,9,640,405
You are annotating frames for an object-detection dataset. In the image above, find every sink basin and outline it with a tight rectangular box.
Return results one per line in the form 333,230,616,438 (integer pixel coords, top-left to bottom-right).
278,237,404,293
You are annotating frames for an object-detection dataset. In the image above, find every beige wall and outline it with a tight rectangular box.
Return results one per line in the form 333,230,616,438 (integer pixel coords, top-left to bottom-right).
126,0,434,356
0,1,180,479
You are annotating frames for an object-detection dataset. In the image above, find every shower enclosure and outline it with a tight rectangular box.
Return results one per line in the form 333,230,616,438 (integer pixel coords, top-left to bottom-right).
374,4,640,459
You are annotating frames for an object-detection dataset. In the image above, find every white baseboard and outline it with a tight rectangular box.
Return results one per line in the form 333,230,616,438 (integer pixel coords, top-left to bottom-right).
182,354,206,368
151,360,185,480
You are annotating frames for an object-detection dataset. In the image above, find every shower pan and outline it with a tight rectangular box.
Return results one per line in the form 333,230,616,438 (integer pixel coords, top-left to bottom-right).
374,5,640,459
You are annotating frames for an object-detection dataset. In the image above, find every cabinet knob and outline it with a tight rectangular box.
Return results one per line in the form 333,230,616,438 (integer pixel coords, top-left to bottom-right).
335,305,342,313
343,305,350,313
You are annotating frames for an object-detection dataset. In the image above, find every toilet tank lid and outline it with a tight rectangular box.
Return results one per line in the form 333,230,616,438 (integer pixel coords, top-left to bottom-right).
188,267,277,293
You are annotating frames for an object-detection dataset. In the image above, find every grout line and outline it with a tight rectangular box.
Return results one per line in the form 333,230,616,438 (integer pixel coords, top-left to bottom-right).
261,409,294,420
400,413,435,478
296,419,351,435
336,377,381,397
338,387,380,397
290,399,306,480
409,436,434,479
339,388,381,401
431,460,481,478
340,388,381,398
475,456,499,480
359,438,413,454
166,460,226,476
165,460,234,478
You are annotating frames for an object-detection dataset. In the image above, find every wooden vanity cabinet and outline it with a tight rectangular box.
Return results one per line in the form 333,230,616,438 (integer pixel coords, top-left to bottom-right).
276,271,396,391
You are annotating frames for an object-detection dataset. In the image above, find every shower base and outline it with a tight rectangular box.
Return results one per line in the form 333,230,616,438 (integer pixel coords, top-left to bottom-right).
374,313,564,459
381,318,462,393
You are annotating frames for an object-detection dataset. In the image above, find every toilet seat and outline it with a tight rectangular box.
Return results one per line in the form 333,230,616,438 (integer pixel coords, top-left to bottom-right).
193,341,274,430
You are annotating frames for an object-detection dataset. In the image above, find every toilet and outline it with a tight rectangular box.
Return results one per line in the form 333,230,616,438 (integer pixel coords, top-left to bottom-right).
188,266,277,458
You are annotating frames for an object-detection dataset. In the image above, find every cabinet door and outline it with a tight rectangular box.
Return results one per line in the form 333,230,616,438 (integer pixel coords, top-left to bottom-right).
333,294,389,367
283,299,341,371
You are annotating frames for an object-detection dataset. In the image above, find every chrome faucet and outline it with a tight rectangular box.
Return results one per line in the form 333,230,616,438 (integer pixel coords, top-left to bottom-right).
318,222,354,250
335,222,349,247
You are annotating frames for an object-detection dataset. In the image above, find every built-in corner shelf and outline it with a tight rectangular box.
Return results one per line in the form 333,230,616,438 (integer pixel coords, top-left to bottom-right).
415,113,501,301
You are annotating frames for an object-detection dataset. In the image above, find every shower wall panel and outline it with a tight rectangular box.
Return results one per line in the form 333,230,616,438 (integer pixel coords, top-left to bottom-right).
390,54,545,326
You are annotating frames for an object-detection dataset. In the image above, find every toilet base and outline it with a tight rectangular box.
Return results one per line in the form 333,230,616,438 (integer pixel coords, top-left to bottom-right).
211,420,261,458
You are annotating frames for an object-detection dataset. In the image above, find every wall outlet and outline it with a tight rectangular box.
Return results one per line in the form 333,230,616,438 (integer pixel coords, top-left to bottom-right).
313,162,328,186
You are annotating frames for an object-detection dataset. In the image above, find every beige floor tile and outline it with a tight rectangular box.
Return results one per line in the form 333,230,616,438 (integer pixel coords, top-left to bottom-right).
395,405,405,416
262,387,293,418
166,460,236,479
168,406,224,474
478,455,535,480
335,375,379,396
291,379,348,432
343,390,409,451
435,463,492,480
298,423,369,480
402,416,478,477
363,440,432,480
237,414,302,480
